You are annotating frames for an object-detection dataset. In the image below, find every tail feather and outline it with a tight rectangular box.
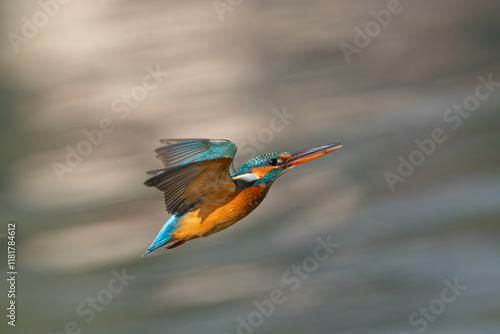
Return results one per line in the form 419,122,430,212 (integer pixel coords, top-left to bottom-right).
142,215,180,256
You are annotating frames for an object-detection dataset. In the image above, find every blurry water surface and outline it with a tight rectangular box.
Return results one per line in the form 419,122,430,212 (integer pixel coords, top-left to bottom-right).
1,1,499,333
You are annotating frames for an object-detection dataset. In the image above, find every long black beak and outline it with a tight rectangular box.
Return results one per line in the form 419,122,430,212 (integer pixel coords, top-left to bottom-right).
285,143,343,167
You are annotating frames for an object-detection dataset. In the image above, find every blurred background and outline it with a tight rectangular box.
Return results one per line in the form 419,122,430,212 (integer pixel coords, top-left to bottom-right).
1,1,499,333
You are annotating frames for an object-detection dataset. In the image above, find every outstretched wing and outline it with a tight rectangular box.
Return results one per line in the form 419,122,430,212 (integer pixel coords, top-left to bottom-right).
144,139,238,214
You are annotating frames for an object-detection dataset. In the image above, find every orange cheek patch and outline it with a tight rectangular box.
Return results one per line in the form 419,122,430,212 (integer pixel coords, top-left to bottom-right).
250,166,275,178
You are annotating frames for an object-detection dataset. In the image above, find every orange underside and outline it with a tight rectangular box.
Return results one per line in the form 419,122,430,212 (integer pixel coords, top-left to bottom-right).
171,184,271,242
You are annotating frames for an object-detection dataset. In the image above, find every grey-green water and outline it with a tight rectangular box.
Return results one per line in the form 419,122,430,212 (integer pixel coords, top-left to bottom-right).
1,1,499,333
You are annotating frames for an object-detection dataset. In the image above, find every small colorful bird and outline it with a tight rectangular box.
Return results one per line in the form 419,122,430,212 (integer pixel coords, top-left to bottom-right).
143,138,342,255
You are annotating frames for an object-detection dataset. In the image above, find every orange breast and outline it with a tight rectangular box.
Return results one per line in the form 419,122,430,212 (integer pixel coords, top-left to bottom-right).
172,184,271,241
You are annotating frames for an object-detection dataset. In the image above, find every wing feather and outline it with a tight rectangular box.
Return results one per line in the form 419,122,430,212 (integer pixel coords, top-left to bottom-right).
145,139,238,214
154,138,236,169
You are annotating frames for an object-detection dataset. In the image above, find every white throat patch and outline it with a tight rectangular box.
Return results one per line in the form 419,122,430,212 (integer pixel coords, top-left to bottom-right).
233,173,260,182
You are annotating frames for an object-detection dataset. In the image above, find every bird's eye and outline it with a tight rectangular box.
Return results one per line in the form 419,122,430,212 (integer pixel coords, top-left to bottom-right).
268,158,278,166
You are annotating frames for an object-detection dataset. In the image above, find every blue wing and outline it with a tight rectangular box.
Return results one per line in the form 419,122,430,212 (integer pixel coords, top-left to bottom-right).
149,138,237,170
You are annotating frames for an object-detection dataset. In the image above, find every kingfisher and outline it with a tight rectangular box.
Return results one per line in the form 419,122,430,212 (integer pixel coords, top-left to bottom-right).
142,138,342,255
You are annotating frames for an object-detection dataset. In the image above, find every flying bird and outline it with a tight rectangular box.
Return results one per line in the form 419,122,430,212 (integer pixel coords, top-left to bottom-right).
143,138,342,255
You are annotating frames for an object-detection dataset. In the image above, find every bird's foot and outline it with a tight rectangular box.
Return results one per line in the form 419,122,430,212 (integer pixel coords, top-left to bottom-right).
166,240,186,249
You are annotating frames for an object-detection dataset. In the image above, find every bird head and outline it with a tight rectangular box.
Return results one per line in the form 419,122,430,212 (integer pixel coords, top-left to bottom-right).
233,142,343,185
